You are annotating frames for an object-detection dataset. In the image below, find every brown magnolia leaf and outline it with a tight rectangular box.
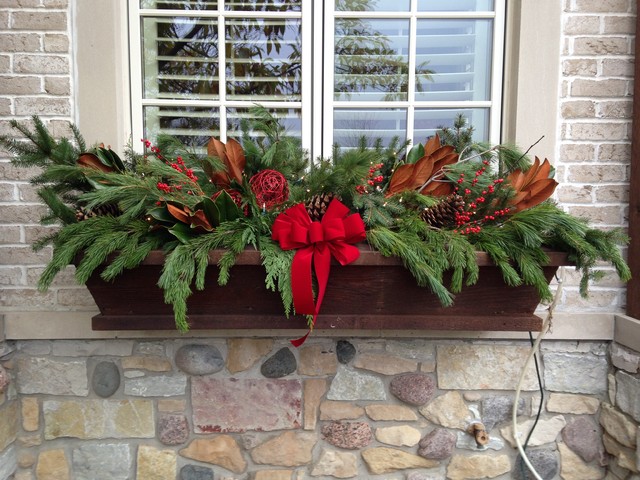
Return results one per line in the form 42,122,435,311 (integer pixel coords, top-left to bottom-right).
386,164,415,196
423,134,442,156
225,138,246,184
166,203,191,224
507,157,558,212
424,181,455,197
190,209,214,231
77,153,114,173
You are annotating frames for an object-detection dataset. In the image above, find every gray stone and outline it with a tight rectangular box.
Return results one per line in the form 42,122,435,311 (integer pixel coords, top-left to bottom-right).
16,356,88,396
180,464,214,480
615,370,640,422
72,444,131,480
482,395,526,431
407,474,442,480
158,413,189,445
610,343,640,373
261,347,296,378
418,428,456,460
0,446,16,480
543,352,608,395
390,373,435,406
124,374,187,397
0,364,8,394
512,448,558,480
327,365,386,401
175,344,224,376
562,417,603,463
336,340,356,364
321,421,373,449
92,361,120,398
386,340,435,360
456,430,505,451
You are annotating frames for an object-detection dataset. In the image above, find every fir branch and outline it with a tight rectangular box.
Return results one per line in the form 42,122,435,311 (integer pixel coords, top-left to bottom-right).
260,237,296,317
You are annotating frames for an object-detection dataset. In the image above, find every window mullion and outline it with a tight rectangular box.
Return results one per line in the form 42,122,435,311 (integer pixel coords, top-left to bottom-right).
218,7,227,142
406,0,418,145
321,1,335,159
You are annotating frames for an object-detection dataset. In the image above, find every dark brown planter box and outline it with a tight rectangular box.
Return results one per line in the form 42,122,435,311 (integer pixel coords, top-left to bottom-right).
87,245,570,332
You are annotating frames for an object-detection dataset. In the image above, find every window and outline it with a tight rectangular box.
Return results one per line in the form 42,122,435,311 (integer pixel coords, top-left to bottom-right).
128,0,505,157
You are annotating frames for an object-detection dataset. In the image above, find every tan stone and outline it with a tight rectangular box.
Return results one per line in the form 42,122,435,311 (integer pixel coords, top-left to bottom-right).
22,397,39,431
18,434,42,447
43,399,154,439
304,379,327,430
179,436,247,473
546,393,600,414
419,391,470,429
18,450,37,468
353,353,417,375
122,355,172,372
227,338,273,373
600,403,637,448
13,471,34,480
375,425,421,447
0,401,18,451
298,346,337,375
251,431,316,467
501,415,566,448
319,401,364,421
365,404,417,421
361,447,437,474
36,449,69,480
446,454,510,480
558,442,605,480
311,449,358,478
253,470,294,480
136,445,177,480
158,399,186,412
602,434,638,473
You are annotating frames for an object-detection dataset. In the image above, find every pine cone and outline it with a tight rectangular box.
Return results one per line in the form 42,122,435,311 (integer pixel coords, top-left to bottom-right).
421,194,465,228
75,203,121,221
305,192,338,221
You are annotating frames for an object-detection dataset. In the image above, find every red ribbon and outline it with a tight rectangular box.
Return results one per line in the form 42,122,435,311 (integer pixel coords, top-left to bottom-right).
272,199,366,346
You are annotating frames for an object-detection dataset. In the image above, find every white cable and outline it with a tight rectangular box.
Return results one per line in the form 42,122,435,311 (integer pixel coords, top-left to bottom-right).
511,268,565,480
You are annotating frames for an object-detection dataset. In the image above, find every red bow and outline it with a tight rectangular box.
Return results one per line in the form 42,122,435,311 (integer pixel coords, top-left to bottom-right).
272,199,366,346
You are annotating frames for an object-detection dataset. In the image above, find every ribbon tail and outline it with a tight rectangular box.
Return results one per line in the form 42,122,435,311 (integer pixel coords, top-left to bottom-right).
290,246,316,315
290,331,310,347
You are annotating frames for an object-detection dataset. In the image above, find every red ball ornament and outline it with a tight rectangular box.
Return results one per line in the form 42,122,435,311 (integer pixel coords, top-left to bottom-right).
249,169,289,211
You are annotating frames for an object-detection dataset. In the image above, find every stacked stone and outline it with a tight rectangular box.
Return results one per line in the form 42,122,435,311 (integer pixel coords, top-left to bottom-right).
3,337,617,480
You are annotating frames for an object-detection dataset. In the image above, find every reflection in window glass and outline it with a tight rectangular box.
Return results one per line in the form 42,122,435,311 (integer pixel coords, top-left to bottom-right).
417,0,493,11
140,1,218,10
414,19,492,102
144,106,220,148
334,109,406,148
335,0,410,12
142,17,220,100
226,108,302,141
225,0,301,12
413,108,488,144
225,18,302,101
334,19,409,102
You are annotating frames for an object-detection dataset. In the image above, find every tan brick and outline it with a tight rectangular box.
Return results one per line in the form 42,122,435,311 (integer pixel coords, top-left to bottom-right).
0,12,8,30
14,54,68,74
562,289,621,309
0,226,20,244
597,100,632,119
24,225,60,244
0,288,56,307
602,58,635,77
569,122,627,141
561,100,595,119
0,33,41,52
0,98,11,115
0,267,23,286
18,183,40,202
27,266,76,287
560,143,596,162
44,76,70,95
568,164,628,182
598,142,631,161
43,33,69,53
43,0,69,6
0,55,10,73
15,97,71,116
0,182,14,201
556,185,594,203
572,0,631,13
0,0,42,6
595,184,629,203
571,79,628,97
1,204,48,224
573,37,630,55
56,288,98,307
564,15,600,34
566,205,625,224
0,246,51,265
603,15,636,34
0,76,41,95
11,12,67,31
562,58,598,76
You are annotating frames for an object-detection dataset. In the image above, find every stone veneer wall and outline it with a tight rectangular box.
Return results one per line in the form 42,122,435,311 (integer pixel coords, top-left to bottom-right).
0,337,623,480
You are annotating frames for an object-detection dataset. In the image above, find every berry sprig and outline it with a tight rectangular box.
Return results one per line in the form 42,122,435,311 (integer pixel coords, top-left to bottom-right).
356,162,385,194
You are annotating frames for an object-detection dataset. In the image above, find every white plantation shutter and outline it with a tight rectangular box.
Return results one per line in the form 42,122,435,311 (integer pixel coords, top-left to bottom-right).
129,0,505,157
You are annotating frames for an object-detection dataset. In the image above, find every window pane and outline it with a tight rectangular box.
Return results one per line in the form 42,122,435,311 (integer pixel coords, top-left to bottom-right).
144,106,220,147
414,19,492,102
336,0,410,12
142,17,220,100
140,1,218,10
334,19,409,101
227,107,302,141
225,0,301,12
413,108,488,144
334,108,406,148
225,18,302,101
417,0,493,11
